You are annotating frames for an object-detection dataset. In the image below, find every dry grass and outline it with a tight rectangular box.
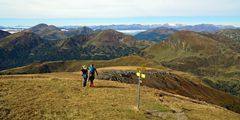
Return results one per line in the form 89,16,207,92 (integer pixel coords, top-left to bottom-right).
98,66,161,71
0,73,167,120
0,72,239,120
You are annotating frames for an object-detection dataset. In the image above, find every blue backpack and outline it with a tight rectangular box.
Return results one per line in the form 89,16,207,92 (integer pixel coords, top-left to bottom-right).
89,67,96,76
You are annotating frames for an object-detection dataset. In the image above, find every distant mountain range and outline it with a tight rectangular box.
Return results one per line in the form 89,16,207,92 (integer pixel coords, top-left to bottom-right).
134,25,240,41
0,24,152,70
1,24,238,34
1,23,240,70
88,24,236,32
0,26,5,29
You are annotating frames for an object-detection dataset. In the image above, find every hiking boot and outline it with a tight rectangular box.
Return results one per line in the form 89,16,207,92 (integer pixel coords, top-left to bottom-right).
90,83,95,87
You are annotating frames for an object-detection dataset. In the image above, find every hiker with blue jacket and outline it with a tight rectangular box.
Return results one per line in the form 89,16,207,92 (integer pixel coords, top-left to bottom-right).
88,64,98,87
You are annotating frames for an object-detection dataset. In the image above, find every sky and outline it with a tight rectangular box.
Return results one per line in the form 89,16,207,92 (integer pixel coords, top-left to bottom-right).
0,0,240,26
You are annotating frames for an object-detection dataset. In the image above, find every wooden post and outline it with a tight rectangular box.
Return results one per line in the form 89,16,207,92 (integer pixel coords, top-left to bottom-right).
137,70,141,109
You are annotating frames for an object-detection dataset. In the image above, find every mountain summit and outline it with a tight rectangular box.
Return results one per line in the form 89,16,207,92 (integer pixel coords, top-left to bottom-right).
27,23,66,40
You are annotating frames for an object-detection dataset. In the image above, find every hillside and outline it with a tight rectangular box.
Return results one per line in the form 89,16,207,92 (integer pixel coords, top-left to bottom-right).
26,23,67,40
0,56,162,75
134,27,177,41
177,24,221,32
144,30,240,97
2,62,240,113
144,30,240,72
1,72,240,120
0,30,11,39
0,32,45,70
97,66,240,113
64,26,94,37
87,29,128,46
216,29,240,41
0,32,44,49
0,26,153,70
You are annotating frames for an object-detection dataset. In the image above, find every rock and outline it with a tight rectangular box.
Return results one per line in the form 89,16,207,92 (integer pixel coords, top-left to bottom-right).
145,110,188,120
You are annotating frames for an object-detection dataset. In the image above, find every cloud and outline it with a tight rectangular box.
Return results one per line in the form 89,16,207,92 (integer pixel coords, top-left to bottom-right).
0,0,239,18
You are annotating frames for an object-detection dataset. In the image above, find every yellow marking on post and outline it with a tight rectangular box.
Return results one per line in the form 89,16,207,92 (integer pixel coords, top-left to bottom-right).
136,65,147,109
141,74,146,79
136,72,141,77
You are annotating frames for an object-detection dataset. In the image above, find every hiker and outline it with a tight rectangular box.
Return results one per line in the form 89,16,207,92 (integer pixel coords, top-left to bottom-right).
81,65,88,87
88,64,98,87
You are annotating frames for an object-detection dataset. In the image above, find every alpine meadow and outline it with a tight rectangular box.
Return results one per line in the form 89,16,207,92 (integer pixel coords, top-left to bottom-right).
1,0,240,120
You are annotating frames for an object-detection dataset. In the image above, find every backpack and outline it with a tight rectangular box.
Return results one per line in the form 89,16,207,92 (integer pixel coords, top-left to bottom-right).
89,67,96,76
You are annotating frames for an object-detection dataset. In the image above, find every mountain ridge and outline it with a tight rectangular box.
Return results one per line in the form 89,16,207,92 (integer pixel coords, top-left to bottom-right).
144,30,240,97
134,27,178,41
0,30,11,39
0,27,152,70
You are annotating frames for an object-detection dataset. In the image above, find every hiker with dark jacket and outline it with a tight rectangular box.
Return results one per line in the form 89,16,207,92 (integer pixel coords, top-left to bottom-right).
81,65,88,87
88,64,98,87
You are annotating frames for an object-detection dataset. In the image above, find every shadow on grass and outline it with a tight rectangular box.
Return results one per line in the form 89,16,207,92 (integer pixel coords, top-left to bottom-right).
94,86,125,89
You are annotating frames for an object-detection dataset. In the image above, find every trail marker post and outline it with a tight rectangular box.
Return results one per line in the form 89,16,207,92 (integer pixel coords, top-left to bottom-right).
136,66,146,110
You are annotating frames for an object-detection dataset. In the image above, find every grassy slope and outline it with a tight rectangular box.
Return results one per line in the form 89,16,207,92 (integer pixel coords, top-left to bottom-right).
144,43,199,62
0,72,239,120
97,66,240,113
0,55,164,75
144,31,222,62
144,31,240,97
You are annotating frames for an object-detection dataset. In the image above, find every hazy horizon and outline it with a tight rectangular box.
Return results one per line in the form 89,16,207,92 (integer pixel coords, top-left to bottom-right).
1,0,240,27
1,17,240,27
